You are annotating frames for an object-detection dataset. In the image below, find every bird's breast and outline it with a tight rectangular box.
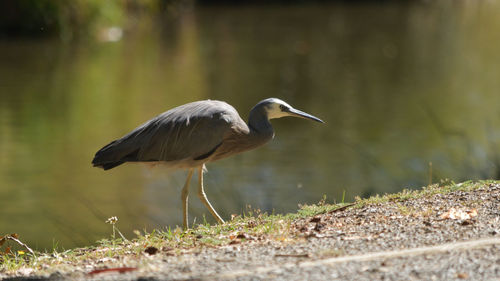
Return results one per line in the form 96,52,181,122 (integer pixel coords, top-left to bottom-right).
207,129,273,163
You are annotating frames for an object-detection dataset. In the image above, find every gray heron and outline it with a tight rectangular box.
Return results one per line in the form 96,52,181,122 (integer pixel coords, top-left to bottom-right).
92,98,324,229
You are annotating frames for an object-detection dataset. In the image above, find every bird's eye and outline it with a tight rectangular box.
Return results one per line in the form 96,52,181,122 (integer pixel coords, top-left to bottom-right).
279,104,287,111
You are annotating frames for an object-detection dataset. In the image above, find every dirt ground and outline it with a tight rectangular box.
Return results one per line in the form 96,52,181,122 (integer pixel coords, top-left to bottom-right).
2,182,500,280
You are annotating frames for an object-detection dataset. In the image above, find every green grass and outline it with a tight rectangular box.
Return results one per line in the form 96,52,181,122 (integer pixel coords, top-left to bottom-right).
352,179,494,207
1,180,497,275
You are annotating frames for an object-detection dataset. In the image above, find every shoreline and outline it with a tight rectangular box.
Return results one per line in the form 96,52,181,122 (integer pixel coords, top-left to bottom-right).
1,180,499,280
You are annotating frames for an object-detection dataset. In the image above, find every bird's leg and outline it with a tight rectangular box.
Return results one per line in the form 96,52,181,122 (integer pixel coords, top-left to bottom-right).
197,165,225,224
181,169,194,229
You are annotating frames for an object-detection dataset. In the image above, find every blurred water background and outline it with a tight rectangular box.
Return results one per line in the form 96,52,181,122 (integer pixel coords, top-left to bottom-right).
1,0,500,249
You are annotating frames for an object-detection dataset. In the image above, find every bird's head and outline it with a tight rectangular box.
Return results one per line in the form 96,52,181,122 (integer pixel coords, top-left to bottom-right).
256,98,324,123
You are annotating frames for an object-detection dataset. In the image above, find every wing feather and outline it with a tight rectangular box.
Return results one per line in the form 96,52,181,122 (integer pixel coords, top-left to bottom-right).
92,100,240,169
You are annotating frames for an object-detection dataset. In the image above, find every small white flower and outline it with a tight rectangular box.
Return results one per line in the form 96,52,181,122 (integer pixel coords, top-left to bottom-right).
106,216,118,225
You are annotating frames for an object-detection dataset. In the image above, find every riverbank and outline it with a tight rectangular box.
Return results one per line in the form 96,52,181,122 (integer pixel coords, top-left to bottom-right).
1,180,499,280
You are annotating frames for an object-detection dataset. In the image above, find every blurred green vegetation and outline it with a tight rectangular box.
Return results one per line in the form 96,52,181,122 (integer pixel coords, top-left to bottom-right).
0,0,161,39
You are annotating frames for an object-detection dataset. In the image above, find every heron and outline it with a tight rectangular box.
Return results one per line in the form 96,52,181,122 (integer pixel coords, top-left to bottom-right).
92,98,324,229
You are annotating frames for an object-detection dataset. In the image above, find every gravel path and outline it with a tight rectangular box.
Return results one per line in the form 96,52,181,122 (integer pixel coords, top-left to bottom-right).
215,238,500,280
3,183,500,280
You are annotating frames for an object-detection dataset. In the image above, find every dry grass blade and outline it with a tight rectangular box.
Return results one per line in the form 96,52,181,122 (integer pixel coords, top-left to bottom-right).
275,253,310,258
329,203,355,213
0,234,35,255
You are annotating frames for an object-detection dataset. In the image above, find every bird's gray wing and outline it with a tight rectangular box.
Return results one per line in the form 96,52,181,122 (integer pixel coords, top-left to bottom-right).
92,100,240,168
138,105,235,162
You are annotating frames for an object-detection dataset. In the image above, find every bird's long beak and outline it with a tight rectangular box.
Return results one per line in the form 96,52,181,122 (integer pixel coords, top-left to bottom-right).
288,108,324,123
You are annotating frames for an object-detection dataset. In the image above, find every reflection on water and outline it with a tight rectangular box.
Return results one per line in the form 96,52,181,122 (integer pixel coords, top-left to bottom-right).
1,2,500,249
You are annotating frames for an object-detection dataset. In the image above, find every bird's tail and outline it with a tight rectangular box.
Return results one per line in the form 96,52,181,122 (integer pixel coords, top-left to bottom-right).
92,139,138,170
94,160,125,170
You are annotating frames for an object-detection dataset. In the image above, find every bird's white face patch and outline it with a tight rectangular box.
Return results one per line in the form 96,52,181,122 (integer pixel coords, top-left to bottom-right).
265,99,293,119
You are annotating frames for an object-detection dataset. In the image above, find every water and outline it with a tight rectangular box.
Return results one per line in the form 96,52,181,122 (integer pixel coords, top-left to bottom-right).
1,2,500,249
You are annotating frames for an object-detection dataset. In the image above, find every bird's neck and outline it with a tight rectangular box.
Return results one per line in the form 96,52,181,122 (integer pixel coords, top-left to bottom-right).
248,105,274,139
